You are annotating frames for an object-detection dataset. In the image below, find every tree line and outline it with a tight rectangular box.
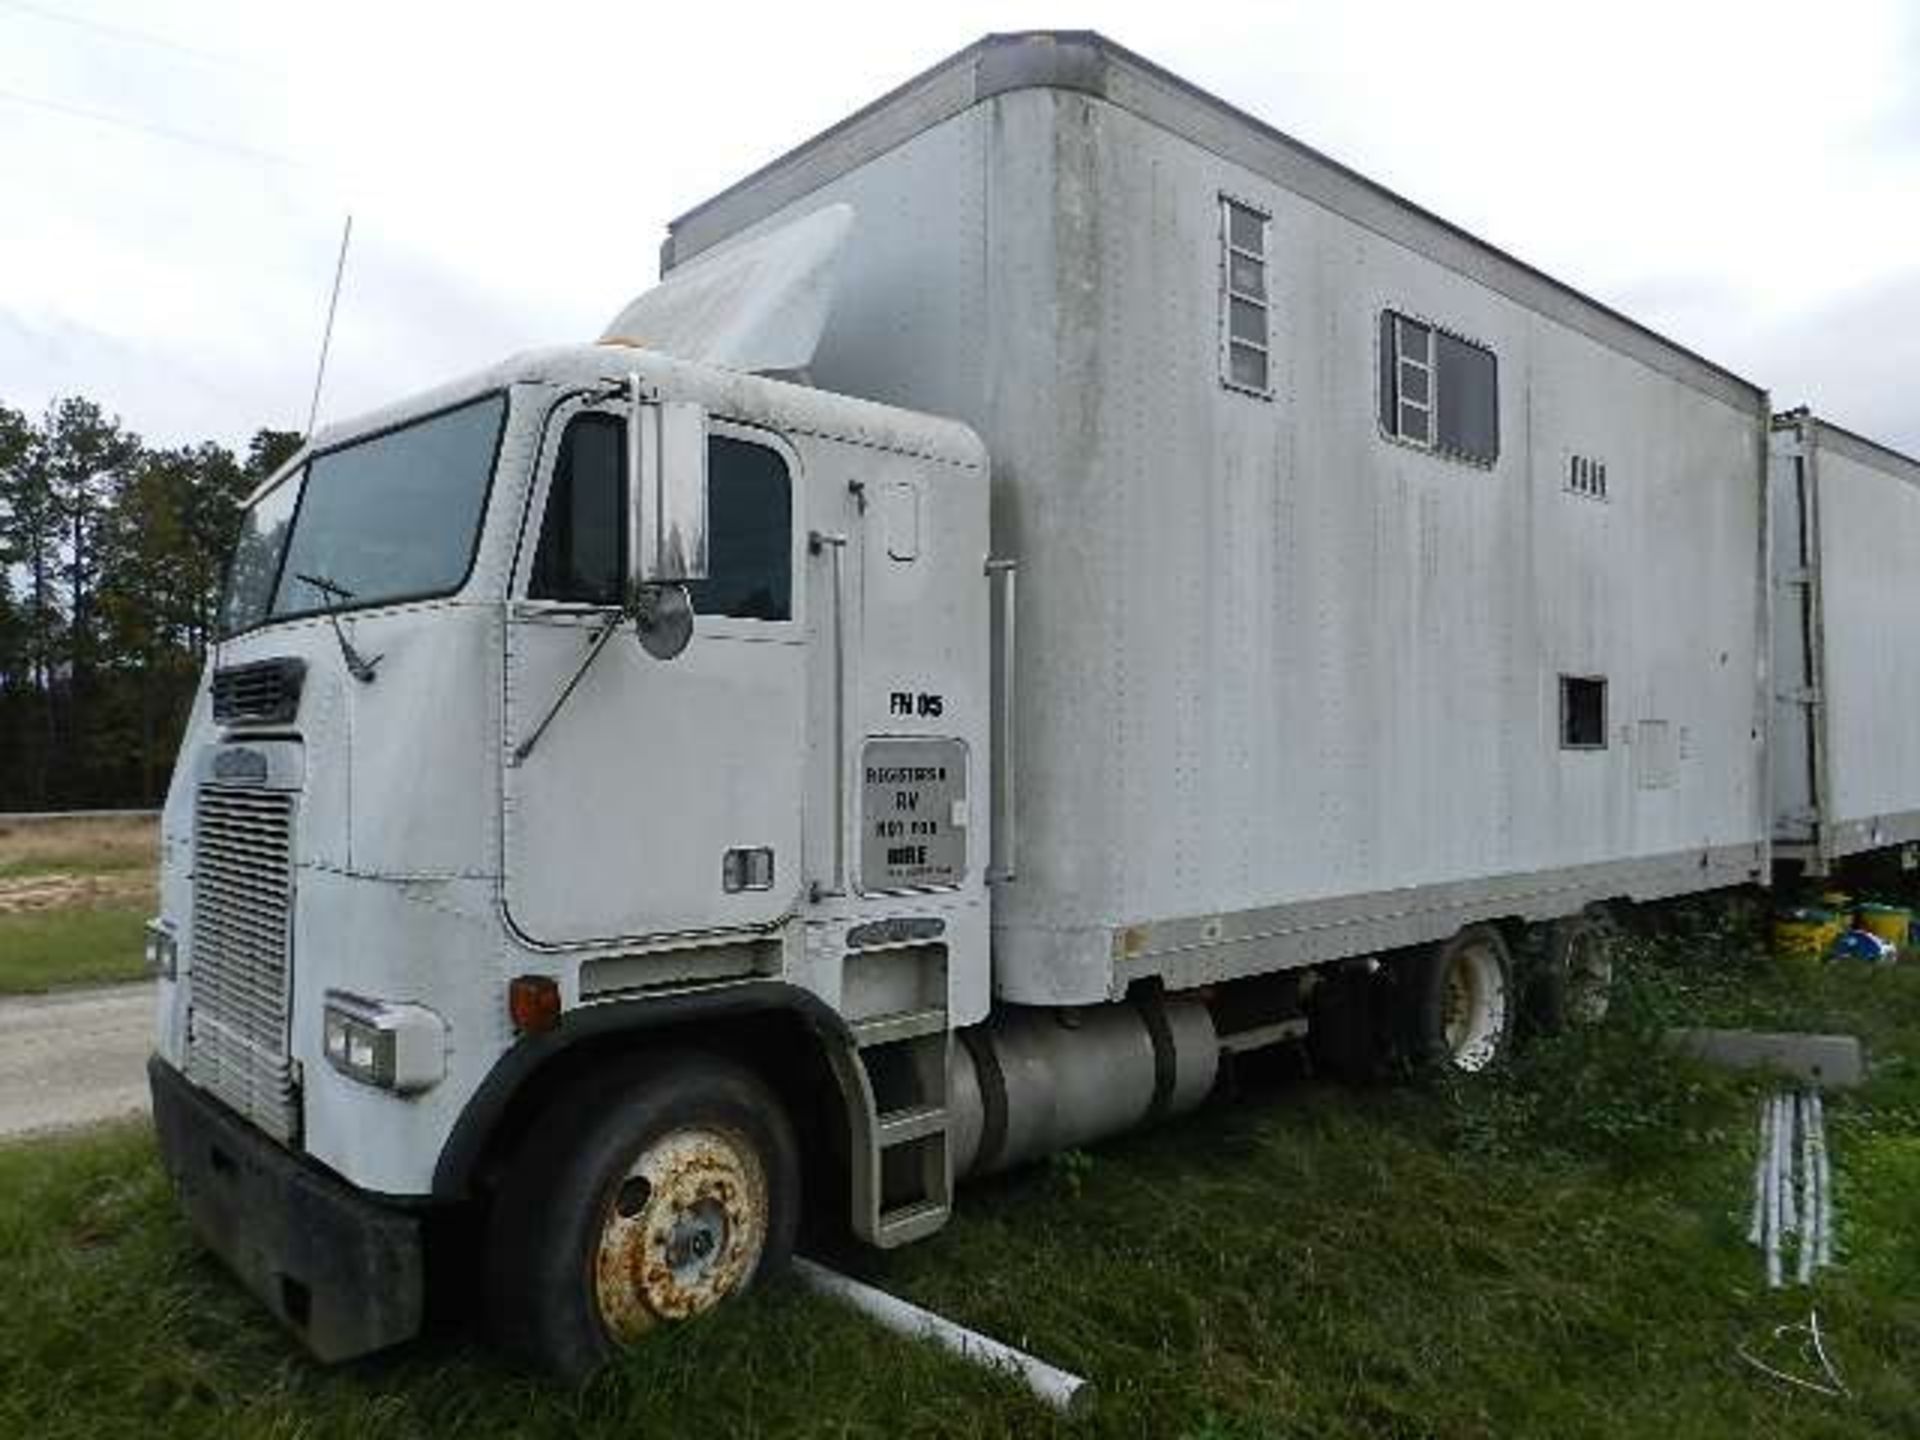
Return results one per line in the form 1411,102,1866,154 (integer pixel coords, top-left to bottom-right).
0,396,300,811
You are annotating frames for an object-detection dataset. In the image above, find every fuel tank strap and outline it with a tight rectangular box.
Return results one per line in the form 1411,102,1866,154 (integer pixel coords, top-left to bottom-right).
958,1025,1009,1174
1136,994,1179,1122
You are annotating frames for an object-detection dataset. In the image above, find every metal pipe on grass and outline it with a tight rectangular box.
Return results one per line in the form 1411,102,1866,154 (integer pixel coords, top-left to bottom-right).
1747,1095,1771,1246
1811,1090,1834,1268
1797,1092,1818,1286
1778,1091,1798,1239
1764,1092,1785,1289
793,1258,1094,1416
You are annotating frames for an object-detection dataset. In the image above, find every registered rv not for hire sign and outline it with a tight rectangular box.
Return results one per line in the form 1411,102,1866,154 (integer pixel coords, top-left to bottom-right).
861,738,968,891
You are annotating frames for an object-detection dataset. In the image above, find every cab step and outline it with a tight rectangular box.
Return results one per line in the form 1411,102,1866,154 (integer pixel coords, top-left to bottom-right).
850,1006,948,1048
873,1198,951,1248
876,1103,948,1147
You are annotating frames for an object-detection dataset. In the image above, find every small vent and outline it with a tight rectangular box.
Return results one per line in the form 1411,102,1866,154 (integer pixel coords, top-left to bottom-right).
211,658,305,725
1568,453,1608,500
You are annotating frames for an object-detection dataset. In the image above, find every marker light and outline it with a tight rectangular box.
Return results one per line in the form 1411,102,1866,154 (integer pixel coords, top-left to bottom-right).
509,975,562,1034
143,921,178,980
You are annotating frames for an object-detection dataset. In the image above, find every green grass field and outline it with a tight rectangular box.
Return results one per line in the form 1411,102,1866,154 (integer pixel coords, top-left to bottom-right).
2,901,1917,1438
0,905,150,993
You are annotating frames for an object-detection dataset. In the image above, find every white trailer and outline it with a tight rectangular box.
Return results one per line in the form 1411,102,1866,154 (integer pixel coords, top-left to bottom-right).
1770,409,1920,869
147,31,1776,1378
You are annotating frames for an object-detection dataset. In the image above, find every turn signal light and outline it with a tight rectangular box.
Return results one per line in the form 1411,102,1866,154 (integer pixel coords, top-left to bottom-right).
509,975,562,1034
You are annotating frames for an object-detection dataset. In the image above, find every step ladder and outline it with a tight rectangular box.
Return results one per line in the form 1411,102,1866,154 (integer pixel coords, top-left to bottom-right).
849,1002,954,1247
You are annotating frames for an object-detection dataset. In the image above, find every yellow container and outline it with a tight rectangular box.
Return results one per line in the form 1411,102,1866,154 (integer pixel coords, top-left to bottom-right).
1856,903,1910,957
1774,908,1836,963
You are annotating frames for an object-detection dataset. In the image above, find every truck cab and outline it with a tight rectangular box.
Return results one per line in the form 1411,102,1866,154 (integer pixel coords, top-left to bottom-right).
149,343,993,1371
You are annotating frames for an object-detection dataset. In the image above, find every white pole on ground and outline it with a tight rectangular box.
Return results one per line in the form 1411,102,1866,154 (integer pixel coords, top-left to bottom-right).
1747,1095,1772,1246
1811,1090,1834,1268
792,1258,1094,1416
1774,1090,1789,1244
1764,1092,1785,1289
1796,1092,1818,1286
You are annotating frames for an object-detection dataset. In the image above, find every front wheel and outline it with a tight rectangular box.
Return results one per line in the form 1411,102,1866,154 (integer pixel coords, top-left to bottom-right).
486,1051,800,1380
1396,925,1515,1075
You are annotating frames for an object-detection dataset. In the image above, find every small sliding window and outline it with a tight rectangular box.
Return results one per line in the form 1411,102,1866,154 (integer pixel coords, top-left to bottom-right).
1378,311,1499,466
1220,197,1271,396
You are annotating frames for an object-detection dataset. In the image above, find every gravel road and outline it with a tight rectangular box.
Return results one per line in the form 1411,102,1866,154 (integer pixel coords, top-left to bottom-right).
0,982,154,1140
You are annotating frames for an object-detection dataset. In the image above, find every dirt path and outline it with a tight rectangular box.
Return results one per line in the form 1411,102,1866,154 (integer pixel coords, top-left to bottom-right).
0,982,154,1140
0,871,157,914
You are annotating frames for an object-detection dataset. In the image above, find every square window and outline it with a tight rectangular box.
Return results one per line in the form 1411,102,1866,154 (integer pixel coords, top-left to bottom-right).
1227,202,1265,255
1228,251,1266,299
1229,296,1267,345
1379,310,1498,465
1396,315,1431,362
1560,676,1607,749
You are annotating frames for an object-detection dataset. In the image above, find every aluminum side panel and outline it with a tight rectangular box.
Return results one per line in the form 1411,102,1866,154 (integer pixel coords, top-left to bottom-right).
986,94,1765,1000
1811,435,1920,848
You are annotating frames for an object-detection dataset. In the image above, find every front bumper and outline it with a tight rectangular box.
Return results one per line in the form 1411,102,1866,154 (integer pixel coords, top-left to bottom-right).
148,1057,426,1362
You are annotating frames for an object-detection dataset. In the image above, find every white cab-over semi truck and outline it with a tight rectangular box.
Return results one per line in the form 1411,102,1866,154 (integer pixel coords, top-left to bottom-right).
150,32,1812,1375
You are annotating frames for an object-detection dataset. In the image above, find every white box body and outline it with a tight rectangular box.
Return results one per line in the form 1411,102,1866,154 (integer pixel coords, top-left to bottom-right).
668,34,1771,1004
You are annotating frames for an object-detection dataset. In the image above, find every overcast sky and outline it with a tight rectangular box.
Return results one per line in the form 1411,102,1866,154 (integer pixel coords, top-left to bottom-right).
2,0,1915,456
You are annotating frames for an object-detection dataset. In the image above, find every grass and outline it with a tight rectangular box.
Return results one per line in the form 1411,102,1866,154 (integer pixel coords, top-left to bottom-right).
2,899,1918,1437
0,814,156,993
0,905,151,994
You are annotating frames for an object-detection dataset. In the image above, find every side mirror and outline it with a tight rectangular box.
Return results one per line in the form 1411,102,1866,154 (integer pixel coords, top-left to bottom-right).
626,380,709,586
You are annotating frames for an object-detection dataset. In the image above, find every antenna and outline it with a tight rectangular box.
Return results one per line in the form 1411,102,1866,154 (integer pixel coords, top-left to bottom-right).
306,213,353,435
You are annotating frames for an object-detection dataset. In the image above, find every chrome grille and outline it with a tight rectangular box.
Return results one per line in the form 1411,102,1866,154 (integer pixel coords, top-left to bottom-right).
186,786,299,1141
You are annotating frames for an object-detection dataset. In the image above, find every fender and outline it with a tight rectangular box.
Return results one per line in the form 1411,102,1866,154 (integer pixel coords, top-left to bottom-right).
431,980,863,1201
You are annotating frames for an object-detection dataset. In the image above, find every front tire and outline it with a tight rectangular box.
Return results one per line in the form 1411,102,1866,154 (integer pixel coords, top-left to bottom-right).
486,1051,800,1381
1397,925,1515,1074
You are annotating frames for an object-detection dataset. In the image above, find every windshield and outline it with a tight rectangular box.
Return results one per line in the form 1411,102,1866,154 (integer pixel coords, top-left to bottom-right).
219,392,507,635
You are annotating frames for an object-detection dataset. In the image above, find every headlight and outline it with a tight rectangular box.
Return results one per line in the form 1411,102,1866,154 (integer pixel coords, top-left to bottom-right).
322,992,447,1094
144,921,177,979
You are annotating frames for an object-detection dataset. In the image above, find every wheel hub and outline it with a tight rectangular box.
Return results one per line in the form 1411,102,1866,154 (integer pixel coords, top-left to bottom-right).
594,1125,768,1343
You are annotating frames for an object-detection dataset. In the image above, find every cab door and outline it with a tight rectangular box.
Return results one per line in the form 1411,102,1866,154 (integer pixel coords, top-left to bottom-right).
502,396,806,946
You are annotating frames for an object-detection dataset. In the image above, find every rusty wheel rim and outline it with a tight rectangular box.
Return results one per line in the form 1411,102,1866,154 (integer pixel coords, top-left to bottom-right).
593,1124,769,1343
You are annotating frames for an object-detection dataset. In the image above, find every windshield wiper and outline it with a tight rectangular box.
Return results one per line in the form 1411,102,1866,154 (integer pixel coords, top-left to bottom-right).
297,573,383,684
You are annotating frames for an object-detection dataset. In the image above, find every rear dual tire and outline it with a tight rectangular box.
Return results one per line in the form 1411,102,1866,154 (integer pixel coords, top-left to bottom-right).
1309,927,1517,1081
1529,913,1616,1033
1397,924,1516,1075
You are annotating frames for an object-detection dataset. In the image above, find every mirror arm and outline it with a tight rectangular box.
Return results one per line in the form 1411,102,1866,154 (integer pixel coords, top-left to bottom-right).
510,610,626,766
